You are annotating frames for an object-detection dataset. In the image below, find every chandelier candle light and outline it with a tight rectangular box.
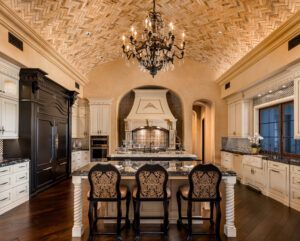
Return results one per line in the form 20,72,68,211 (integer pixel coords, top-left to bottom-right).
122,0,186,77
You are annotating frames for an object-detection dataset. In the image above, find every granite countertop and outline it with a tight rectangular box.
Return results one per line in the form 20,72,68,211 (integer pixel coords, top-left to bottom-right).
0,158,30,168
221,149,300,166
72,161,236,177
108,152,198,160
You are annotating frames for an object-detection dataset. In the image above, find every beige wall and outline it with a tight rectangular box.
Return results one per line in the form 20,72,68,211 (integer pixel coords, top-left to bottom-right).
0,17,84,95
85,58,227,163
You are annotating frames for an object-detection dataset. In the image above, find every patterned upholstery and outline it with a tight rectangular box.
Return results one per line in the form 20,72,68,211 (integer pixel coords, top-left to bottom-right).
179,164,222,200
134,164,170,199
88,164,126,200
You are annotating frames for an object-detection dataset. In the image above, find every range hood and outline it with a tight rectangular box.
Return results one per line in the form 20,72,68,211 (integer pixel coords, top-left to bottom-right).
124,89,177,149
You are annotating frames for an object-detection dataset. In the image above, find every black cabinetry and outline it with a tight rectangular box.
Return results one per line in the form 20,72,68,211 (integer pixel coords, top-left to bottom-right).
19,69,76,195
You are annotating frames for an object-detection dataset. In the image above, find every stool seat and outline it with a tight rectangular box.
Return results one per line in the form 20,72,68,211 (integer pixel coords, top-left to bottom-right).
88,184,128,199
132,186,172,199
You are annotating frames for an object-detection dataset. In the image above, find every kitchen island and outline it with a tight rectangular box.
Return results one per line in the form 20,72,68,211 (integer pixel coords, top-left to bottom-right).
71,159,237,238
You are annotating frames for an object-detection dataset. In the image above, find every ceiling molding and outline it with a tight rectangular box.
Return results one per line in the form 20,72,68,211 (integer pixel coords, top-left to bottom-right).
217,12,300,86
0,2,88,86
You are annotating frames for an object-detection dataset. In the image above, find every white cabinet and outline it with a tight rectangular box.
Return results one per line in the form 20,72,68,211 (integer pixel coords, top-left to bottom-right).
221,151,234,170
89,99,111,136
72,99,89,138
290,165,300,212
227,100,250,138
242,155,267,193
71,150,90,172
0,97,18,139
294,77,300,138
267,161,289,206
0,161,30,215
0,58,20,140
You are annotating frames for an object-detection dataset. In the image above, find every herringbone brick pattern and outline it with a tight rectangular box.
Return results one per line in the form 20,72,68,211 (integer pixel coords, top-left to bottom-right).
4,0,300,76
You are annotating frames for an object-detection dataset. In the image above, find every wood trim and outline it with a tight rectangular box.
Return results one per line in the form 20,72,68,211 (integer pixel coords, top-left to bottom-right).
217,12,300,86
0,2,88,86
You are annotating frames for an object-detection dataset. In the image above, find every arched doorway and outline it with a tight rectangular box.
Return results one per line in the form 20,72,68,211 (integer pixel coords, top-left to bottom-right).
192,100,214,163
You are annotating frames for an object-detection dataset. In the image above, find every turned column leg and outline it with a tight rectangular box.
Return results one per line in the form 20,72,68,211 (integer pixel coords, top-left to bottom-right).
223,176,237,237
72,176,84,237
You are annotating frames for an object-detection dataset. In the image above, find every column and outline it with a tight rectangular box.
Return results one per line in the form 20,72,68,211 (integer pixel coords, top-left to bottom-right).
72,176,84,237
223,175,237,237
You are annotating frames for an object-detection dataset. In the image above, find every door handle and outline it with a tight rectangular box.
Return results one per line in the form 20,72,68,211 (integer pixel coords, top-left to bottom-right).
0,197,8,202
59,162,67,166
0,182,8,186
271,170,280,173
43,167,52,171
0,170,8,173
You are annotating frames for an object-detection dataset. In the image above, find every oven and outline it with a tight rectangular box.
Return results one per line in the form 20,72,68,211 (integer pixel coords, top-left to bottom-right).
90,136,109,161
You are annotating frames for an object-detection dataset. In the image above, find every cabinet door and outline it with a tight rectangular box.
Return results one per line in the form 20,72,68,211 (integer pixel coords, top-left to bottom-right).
294,78,300,139
234,102,242,136
268,168,285,194
228,103,236,137
90,105,99,135
99,104,111,135
35,115,55,190
54,119,69,179
0,76,18,100
1,98,18,138
78,116,86,138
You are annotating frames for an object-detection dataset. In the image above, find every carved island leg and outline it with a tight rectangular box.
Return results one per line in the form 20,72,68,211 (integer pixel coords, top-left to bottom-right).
72,176,84,237
223,176,237,237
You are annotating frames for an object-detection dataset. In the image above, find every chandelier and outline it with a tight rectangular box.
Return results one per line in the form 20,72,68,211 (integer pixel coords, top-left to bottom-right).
121,0,186,77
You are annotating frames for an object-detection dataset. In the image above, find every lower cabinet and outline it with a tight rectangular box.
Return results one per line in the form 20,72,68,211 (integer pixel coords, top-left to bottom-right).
241,155,267,193
221,151,234,170
0,161,30,215
267,161,289,206
71,151,90,172
290,165,300,212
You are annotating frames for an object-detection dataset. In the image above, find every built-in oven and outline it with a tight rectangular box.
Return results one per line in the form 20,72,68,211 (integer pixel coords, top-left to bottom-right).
90,136,109,161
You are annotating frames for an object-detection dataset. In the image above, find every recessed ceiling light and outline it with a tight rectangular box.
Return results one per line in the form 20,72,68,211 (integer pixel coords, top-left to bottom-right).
85,31,92,37
268,90,273,93
258,94,262,97
282,85,286,88
217,31,223,35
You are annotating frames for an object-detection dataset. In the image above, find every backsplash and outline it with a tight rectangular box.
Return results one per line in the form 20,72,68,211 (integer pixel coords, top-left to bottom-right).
222,137,251,153
72,138,89,149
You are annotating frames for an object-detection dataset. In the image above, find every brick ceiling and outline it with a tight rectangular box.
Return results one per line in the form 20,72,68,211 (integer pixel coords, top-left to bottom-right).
4,0,300,77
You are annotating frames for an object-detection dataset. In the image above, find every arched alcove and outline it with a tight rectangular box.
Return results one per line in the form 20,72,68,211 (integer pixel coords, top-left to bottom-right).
117,85,184,147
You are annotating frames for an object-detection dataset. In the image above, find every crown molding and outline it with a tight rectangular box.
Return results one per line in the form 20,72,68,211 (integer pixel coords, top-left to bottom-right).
0,2,88,86
217,11,300,86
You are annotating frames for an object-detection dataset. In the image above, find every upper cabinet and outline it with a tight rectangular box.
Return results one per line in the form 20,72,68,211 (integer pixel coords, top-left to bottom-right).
89,99,112,136
72,98,89,138
228,100,250,138
294,77,300,139
0,58,20,139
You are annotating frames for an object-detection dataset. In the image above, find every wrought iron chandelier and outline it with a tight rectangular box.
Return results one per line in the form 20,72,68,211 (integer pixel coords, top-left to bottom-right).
122,0,186,77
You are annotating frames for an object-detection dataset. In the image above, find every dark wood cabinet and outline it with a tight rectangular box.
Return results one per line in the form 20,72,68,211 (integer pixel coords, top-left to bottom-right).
19,69,76,195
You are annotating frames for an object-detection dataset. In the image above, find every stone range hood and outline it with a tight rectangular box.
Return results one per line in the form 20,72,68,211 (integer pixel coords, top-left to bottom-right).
125,89,177,150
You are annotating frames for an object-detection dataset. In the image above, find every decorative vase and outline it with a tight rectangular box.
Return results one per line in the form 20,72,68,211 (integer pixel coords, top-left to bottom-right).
251,147,260,154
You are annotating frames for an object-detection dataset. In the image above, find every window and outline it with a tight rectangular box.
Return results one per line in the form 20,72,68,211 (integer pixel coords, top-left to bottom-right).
259,101,300,156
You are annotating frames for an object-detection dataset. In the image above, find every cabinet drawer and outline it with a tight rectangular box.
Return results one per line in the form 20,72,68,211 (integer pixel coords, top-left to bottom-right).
290,189,300,205
13,162,29,173
14,171,29,185
243,156,263,168
268,161,287,171
14,183,29,200
291,174,300,188
291,165,300,175
0,174,13,192
0,166,11,177
0,189,13,208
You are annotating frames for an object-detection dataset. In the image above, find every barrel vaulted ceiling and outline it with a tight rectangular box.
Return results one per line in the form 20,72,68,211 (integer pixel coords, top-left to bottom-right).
3,0,300,77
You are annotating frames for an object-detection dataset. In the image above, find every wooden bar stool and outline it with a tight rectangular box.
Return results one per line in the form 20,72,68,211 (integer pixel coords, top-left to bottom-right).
132,164,171,241
176,164,222,241
87,163,131,241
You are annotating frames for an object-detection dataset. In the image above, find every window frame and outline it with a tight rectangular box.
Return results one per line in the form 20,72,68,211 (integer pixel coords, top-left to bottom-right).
259,100,300,158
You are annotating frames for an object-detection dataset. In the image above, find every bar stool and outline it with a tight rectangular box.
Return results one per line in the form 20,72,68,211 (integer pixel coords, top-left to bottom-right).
132,164,171,241
176,164,222,241
87,163,131,241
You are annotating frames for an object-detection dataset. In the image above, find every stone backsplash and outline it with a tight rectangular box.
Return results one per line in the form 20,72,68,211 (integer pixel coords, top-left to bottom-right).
0,140,3,161
222,137,251,154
